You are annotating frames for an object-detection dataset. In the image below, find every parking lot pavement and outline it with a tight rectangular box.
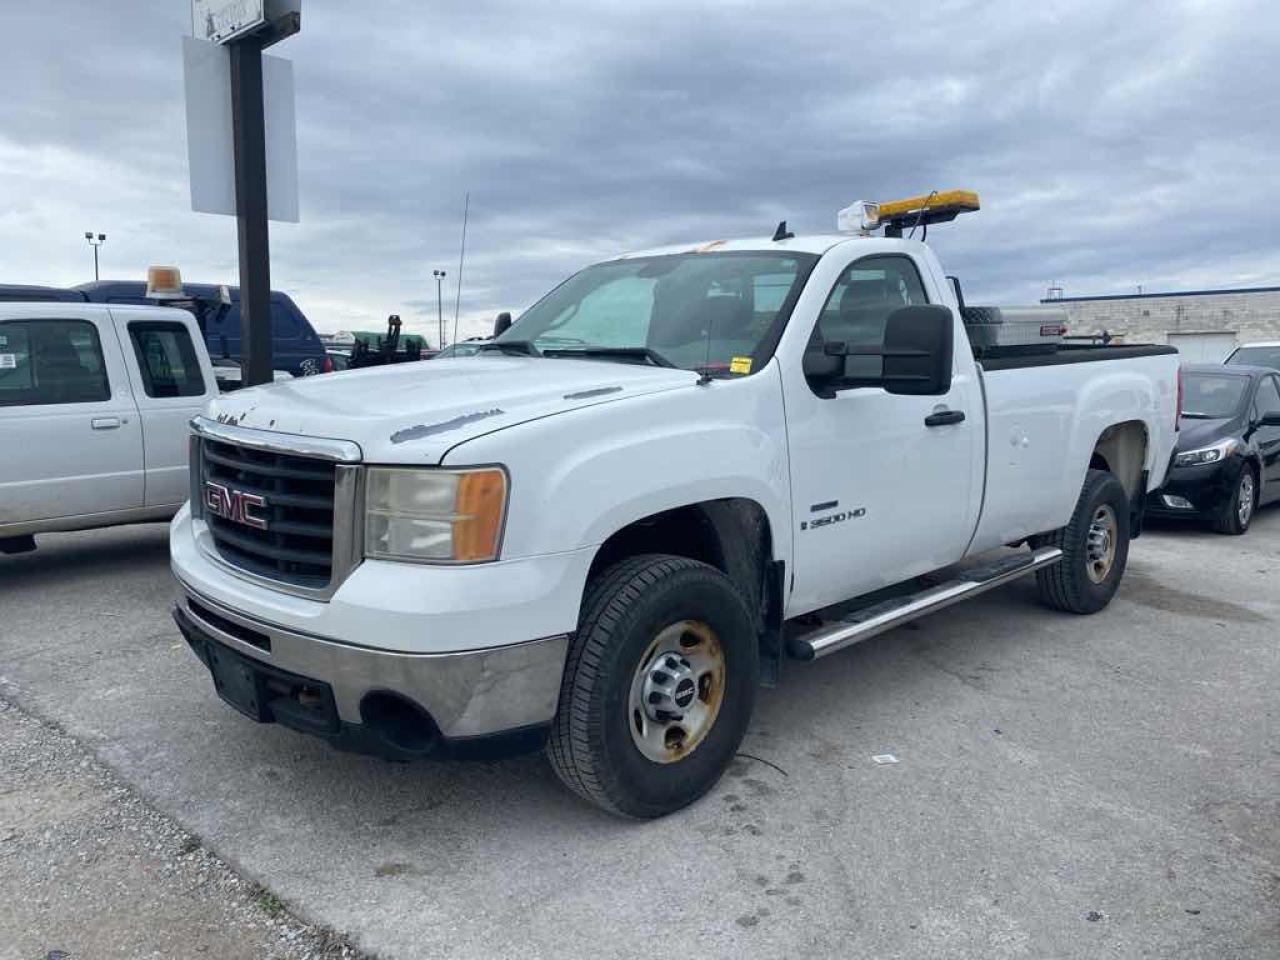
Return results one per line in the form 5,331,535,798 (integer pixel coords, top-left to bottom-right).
0,698,361,960
1,514,1277,960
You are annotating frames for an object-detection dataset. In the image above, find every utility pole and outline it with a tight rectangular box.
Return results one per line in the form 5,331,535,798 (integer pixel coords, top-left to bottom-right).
83,232,106,281
433,269,447,348
228,35,273,387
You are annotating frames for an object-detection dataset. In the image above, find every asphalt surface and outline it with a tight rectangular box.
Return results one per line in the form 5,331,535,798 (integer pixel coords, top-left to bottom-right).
0,698,362,960
1,510,1277,959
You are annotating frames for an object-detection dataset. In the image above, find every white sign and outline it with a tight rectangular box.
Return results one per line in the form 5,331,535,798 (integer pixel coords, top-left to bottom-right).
192,0,265,44
0,354,17,370
182,35,299,223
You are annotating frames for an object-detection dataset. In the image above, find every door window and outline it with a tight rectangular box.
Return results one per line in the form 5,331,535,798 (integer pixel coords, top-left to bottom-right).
271,302,301,338
1254,376,1280,421
0,319,110,406
811,256,930,382
128,322,206,398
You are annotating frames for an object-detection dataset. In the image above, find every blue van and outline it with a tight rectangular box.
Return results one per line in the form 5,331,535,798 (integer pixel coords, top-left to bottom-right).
75,280,327,377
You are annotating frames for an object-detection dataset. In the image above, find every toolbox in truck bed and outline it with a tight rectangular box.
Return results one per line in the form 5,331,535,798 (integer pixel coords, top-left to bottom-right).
962,305,1067,358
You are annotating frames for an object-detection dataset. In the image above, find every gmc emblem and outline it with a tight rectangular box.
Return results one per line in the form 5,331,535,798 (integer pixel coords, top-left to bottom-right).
204,481,269,530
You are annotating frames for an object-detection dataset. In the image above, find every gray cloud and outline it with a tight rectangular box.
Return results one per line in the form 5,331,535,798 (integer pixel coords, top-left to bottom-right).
1,0,1277,342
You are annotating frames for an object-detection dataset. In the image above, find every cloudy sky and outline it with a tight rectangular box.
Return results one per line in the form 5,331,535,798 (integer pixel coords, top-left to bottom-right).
2,0,1278,342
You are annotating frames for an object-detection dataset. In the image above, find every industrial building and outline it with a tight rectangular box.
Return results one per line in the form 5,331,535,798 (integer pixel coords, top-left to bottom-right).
1042,285,1280,361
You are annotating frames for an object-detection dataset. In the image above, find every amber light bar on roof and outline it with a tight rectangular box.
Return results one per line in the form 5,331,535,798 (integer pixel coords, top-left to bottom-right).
878,190,980,235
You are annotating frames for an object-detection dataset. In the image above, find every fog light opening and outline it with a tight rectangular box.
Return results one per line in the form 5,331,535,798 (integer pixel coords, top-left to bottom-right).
360,691,440,754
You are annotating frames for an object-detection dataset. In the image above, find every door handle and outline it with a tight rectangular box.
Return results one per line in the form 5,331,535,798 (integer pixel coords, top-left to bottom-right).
924,409,966,427
91,417,121,430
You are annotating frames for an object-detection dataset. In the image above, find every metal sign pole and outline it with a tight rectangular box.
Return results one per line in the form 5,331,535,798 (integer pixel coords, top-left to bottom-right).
229,35,273,388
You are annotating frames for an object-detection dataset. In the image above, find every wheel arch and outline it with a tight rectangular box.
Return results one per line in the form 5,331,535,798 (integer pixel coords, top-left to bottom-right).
587,497,776,607
1089,419,1149,500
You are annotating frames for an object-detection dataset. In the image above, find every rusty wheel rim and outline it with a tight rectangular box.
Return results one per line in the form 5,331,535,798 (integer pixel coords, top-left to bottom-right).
1085,504,1117,584
627,620,726,764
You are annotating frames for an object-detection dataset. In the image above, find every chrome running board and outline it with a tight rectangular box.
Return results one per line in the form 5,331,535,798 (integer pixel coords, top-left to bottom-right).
788,547,1063,662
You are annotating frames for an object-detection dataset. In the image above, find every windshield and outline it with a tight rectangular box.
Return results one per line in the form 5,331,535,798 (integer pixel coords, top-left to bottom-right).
1226,345,1280,371
1181,372,1248,418
500,252,817,375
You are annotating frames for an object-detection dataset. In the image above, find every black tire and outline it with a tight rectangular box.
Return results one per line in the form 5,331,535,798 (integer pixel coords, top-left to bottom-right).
547,554,758,818
1207,464,1257,536
1032,469,1130,614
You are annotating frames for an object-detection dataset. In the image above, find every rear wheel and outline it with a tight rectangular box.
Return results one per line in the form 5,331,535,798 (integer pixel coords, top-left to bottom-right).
547,554,758,818
1033,469,1130,614
1208,465,1256,535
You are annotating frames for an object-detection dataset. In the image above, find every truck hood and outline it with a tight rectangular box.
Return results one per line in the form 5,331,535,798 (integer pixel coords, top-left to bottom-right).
206,356,698,462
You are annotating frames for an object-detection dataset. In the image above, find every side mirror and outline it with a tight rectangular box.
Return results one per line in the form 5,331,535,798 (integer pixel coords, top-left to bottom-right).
881,305,954,396
1258,411,1280,427
802,340,844,380
493,311,513,337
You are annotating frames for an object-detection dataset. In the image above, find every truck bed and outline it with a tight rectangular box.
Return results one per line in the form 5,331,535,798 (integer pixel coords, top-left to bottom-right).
967,345,1180,555
977,343,1178,371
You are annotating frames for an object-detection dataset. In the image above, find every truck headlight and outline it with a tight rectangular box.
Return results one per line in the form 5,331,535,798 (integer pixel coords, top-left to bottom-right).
1173,439,1236,467
365,467,508,563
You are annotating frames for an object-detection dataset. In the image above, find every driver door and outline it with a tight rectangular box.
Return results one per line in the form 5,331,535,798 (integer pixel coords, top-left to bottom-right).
781,254,983,615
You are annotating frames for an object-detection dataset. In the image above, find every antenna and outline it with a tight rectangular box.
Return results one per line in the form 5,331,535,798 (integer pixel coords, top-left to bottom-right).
907,190,938,240
771,220,794,242
696,308,717,386
452,191,470,346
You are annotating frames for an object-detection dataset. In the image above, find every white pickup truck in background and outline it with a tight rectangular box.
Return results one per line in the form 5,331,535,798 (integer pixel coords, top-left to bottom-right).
0,302,218,554
169,192,1180,817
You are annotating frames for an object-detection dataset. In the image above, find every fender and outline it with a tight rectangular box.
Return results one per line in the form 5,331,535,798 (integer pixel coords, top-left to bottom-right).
445,368,795,570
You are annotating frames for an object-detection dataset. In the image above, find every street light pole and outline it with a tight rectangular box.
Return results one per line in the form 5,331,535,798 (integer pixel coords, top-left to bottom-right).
83,232,106,281
433,269,447,348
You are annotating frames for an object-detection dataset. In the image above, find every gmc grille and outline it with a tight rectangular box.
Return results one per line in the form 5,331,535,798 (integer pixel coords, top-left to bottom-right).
201,437,337,588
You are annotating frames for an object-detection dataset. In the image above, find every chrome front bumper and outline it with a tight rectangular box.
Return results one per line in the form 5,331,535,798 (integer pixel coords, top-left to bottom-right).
174,582,568,743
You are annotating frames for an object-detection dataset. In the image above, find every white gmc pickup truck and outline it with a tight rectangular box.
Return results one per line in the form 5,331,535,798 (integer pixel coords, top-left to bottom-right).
170,201,1179,817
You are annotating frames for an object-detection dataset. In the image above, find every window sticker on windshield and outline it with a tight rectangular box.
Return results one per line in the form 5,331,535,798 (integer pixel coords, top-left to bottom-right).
730,356,752,375
0,353,16,369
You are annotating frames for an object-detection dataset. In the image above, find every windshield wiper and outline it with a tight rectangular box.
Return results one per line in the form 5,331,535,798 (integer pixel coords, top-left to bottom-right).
541,346,677,368
477,339,542,357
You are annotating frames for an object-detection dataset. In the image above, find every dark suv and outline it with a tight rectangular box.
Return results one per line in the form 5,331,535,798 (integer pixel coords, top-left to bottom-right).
75,280,327,377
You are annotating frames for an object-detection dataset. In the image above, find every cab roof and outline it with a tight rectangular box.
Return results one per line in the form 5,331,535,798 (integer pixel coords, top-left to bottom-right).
615,232,912,260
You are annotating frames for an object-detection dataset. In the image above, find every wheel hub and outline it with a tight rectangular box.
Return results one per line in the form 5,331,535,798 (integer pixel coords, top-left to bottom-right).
642,653,697,721
1085,505,1117,584
627,620,726,764
1239,473,1255,526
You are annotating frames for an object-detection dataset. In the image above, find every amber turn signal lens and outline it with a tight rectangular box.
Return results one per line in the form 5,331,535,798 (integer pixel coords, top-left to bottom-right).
452,469,507,562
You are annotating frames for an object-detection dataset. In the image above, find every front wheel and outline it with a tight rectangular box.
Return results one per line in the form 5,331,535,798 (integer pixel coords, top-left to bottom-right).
1208,465,1256,535
547,554,758,818
1032,469,1131,614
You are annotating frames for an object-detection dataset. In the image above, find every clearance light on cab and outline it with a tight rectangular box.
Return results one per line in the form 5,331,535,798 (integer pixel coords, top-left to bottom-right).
145,265,186,299
365,467,508,563
837,200,881,234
